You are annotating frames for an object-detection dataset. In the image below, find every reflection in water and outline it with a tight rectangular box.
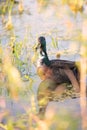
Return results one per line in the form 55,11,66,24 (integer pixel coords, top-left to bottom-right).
37,79,80,118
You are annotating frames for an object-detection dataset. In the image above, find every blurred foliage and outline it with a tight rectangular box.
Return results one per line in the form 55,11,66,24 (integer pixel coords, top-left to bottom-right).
37,0,84,13
18,0,24,14
0,0,23,15
48,111,79,130
37,0,50,8
2,49,23,100
0,0,14,15
62,0,83,13
5,14,13,30
51,37,58,48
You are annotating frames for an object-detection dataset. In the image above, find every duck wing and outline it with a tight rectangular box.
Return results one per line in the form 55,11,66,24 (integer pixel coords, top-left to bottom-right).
50,59,77,69
49,59,80,84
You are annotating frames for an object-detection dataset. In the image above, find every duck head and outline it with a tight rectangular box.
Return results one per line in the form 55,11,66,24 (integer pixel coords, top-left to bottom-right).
35,36,47,56
35,36,50,66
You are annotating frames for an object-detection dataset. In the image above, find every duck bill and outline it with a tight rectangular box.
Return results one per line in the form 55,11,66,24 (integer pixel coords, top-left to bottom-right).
35,42,41,51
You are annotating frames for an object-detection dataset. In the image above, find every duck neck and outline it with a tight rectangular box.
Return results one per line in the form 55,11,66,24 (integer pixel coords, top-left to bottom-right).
39,50,50,66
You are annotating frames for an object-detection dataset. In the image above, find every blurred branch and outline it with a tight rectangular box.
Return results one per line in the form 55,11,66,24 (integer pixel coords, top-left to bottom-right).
0,123,7,130
80,52,87,129
80,17,87,129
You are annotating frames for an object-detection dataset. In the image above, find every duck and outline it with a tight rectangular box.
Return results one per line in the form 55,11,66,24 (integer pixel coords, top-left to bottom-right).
35,36,80,117
35,36,80,93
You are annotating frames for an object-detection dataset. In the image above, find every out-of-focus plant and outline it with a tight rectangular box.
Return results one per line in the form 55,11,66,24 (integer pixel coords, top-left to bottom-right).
0,0,19,15
0,1,8,15
0,45,6,89
2,49,23,100
31,43,39,65
18,0,24,14
47,111,78,130
79,18,87,129
5,1,14,30
37,0,50,8
5,14,13,30
29,109,79,130
37,0,84,13
51,36,58,48
62,0,84,13
24,75,34,90
8,34,28,75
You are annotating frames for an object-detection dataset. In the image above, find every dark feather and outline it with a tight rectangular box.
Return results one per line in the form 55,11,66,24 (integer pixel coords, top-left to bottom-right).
48,59,80,85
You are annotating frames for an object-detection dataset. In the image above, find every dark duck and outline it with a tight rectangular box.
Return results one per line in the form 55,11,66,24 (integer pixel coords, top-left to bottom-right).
35,36,80,92
35,36,80,117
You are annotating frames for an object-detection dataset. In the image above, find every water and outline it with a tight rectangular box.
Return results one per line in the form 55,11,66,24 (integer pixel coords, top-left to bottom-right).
0,1,84,127
0,1,83,90
0,0,82,79
0,0,82,101
0,0,82,57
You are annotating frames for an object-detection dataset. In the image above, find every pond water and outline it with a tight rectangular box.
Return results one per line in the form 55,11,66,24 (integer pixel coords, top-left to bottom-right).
1,0,82,86
0,0,81,59
0,1,85,127
0,0,82,80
